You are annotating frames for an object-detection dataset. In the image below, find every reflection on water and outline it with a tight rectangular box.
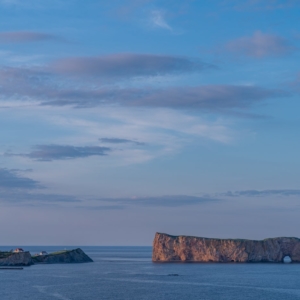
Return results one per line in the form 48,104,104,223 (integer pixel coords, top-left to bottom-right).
0,246,300,300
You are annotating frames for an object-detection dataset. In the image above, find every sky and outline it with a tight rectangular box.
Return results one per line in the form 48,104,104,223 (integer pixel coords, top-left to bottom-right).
0,0,300,246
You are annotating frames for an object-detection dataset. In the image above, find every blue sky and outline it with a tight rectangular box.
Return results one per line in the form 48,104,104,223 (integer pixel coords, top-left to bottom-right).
0,0,300,245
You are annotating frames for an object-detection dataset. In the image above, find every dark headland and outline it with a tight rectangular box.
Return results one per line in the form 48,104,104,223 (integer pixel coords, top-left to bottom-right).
152,232,300,263
0,248,93,267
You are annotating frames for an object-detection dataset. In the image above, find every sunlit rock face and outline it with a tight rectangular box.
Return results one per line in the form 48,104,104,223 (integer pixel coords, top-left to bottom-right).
152,233,300,263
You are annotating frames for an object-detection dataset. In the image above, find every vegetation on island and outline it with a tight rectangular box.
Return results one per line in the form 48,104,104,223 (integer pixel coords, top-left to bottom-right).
0,252,13,259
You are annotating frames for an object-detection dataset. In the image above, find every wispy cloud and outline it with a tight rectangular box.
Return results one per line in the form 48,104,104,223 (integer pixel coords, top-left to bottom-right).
0,51,290,122
0,31,61,43
98,195,219,207
223,189,300,197
7,145,111,161
0,168,42,189
51,53,210,78
75,195,219,210
48,107,234,167
0,168,218,207
0,65,287,111
99,138,145,146
0,53,213,105
0,190,81,204
225,31,296,58
0,168,81,205
77,204,126,210
40,85,288,111
150,10,172,31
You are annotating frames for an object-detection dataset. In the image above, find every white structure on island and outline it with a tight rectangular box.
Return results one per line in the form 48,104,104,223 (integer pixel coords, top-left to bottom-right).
39,251,48,256
13,248,24,253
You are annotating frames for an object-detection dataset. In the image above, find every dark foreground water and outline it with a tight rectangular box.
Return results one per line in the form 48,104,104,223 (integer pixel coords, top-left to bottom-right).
1,246,300,299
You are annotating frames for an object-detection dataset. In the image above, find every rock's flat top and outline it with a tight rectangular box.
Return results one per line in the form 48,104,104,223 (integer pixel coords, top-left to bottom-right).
32,248,93,264
152,233,300,263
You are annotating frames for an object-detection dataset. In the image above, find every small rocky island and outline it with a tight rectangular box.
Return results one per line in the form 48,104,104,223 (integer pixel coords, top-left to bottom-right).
0,248,93,266
152,232,300,263
0,251,32,266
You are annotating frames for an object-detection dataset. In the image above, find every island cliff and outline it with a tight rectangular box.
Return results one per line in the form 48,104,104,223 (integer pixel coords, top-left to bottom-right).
0,251,33,266
0,248,93,266
152,233,300,263
32,248,93,264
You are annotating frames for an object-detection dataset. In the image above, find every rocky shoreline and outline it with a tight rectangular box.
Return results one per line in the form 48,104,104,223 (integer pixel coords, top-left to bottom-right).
0,251,32,266
0,248,93,266
152,232,300,263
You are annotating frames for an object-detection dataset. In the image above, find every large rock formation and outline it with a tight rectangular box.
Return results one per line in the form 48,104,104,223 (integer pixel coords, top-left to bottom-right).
0,251,33,266
152,233,300,263
32,248,93,264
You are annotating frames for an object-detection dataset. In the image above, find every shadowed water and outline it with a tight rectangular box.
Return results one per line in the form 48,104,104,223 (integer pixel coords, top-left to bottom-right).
0,246,300,299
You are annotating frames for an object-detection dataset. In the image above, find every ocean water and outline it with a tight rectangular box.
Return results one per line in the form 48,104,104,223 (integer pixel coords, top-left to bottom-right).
1,246,300,299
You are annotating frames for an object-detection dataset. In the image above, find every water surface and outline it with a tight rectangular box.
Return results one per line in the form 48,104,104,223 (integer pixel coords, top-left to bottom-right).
0,246,299,299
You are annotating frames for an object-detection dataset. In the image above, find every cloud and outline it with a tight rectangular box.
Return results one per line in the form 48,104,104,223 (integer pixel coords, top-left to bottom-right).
0,58,289,113
51,53,211,78
76,204,126,210
74,194,220,210
0,67,51,100
225,31,296,58
0,190,81,204
0,65,288,111
0,169,217,206
223,189,300,197
110,0,193,24
99,195,219,207
0,31,60,43
40,85,289,111
49,108,234,168
99,138,144,145
0,168,42,189
150,10,172,31
0,168,81,204
119,85,287,109
7,145,111,161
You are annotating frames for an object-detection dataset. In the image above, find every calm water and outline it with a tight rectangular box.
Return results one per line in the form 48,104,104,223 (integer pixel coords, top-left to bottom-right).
1,246,300,299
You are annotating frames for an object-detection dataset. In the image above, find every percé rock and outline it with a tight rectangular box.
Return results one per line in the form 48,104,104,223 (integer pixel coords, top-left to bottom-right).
32,248,93,264
0,251,33,266
152,233,300,263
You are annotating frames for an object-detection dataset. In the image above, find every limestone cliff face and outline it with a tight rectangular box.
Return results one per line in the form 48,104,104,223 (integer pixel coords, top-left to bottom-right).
152,233,300,263
32,248,93,264
0,251,33,266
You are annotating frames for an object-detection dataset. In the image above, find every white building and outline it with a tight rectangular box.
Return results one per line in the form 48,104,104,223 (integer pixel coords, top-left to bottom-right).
13,248,24,253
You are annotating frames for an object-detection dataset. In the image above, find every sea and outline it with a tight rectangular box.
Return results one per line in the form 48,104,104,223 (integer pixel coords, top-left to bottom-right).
1,246,300,300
